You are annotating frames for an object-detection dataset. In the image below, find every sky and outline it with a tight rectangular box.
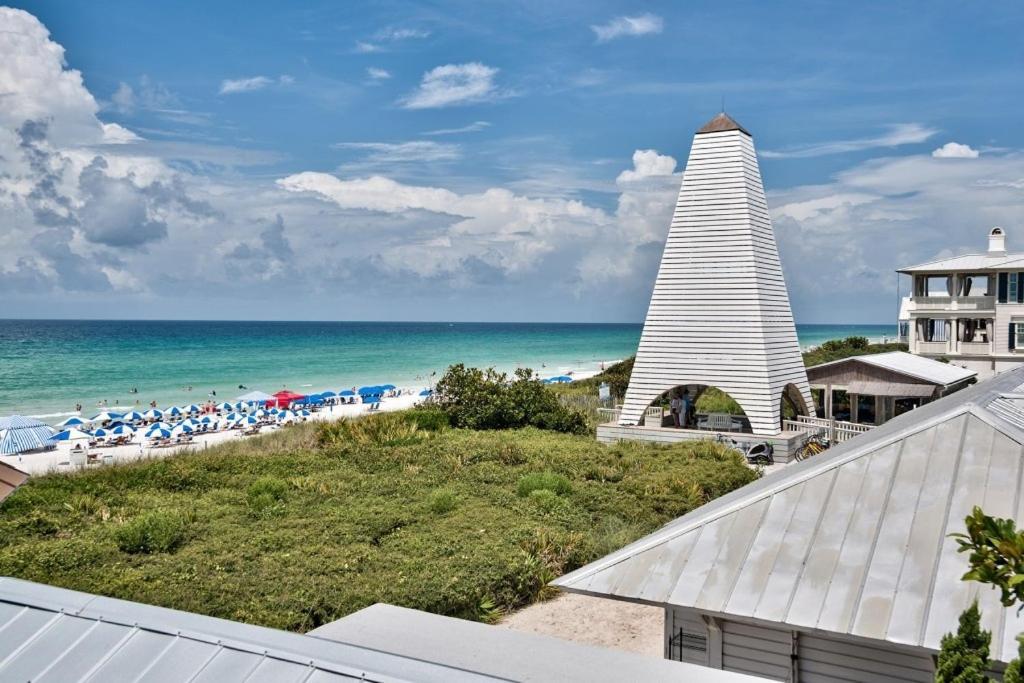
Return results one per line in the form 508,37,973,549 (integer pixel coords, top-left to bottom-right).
1,1,1023,323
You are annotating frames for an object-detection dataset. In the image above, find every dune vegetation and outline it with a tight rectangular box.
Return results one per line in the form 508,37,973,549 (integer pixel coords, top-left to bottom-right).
0,408,756,631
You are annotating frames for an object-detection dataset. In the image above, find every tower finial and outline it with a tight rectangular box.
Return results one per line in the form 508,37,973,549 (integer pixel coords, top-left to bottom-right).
721,95,725,113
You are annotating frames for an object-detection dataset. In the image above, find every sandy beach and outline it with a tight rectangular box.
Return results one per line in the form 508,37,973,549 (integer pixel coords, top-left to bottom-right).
1,391,425,477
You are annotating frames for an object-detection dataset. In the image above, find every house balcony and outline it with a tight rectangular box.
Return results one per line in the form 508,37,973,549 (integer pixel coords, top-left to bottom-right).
909,295,996,312
913,340,993,356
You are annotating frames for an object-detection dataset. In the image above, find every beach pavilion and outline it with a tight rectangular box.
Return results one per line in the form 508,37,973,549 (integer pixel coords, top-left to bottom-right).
556,365,1024,681
0,415,57,456
600,113,815,459
806,350,976,428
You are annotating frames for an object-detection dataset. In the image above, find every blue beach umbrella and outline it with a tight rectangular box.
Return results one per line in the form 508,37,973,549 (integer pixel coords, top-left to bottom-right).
223,412,242,422
380,384,396,391
50,428,92,442
320,391,337,398
57,416,88,428
216,402,233,412
143,408,163,420
545,375,573,384
235,415,258,426
254,409,269,418
145,427,172,439
277,410,296,421
109,424,135,436
120,410,145,423
183,404,201,414
419,389,433,396
165,406,184,417
339,390,355,397
182,417,201,427
199,415,216,424
295,409,311,417
171,423,194,435
147,421,172,431
91,411,122,423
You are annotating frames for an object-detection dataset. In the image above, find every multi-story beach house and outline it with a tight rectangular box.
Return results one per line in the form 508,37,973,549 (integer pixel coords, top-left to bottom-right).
899,227,1024,379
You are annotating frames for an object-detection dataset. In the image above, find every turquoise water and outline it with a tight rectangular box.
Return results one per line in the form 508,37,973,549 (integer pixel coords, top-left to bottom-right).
0,320,894,421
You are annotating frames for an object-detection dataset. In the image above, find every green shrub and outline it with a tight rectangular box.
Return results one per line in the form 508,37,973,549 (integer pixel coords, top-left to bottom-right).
115,511,188,554
318,412,424,448
247,477,288,518
405,406,450,431
427,488,459,515
517,471,571,497
434,364,588,434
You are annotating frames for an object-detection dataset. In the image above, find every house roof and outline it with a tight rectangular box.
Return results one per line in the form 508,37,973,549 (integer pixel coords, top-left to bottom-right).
898,252,1024,273
0,577,758,682
0,461,27,504
311,604,758,683
0,577,496,682
554,366,1024,663
809,351,977,387
696,112,751,136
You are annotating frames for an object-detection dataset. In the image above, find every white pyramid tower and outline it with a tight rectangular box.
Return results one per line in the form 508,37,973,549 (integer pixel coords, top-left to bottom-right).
619,113,812,435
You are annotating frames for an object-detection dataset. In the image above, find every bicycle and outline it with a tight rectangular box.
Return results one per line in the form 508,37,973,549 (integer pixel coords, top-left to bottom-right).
794,432,830,461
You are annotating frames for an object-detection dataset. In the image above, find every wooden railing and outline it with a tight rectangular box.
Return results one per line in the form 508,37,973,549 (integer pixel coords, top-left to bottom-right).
784,415,872,444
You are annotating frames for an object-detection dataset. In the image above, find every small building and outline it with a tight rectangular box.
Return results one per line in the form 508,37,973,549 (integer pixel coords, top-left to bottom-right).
0,576,760,682
616,113,813,438
899,226,1024,379
556,365,1024,681
806,350,976,425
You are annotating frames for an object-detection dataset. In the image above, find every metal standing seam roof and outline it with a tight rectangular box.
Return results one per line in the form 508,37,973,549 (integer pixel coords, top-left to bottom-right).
898,252,1024,273
0,578,502,683
311,604,761,683
553,366,1024,663
809,351,977,387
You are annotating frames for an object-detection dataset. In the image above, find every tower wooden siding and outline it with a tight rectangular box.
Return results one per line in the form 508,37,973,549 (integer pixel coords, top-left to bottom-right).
619,117,813,435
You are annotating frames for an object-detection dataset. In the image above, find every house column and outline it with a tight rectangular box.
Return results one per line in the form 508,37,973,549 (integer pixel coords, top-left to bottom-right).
850,393,859,423
824,385,833,419
875,395,884,425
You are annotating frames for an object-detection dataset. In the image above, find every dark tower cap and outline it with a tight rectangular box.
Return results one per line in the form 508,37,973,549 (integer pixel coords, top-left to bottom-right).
696,112,751,136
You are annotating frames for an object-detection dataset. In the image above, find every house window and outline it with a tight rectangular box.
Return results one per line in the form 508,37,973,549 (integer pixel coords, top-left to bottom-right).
669,625,707,663
1010,273,1019,303
1016,323,1024,349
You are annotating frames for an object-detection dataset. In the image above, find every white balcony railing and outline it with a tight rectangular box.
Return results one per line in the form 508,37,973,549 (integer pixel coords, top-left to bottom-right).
910,295,995,311
958,341,993,355
916,340,951,354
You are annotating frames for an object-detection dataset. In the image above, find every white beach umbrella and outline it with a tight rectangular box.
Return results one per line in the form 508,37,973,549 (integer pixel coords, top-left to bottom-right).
143,408,163,419
91,411,123,423
57,416,89,428
120,410,145,423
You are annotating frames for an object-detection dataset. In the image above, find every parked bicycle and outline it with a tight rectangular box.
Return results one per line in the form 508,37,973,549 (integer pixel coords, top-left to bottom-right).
794,432,830,461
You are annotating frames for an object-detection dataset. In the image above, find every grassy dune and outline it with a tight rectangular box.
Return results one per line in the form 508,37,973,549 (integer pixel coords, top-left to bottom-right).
0,413,756,631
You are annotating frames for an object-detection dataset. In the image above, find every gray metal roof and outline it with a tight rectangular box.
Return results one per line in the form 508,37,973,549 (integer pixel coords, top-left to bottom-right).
0,462,27,503
0,578,500,682
696,112,751,136
554,366,1024,663
898,251,1024,273
311,603,760,683
808,351,976,387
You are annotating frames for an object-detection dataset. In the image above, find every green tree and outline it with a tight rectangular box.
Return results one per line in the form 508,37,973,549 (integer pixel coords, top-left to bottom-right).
935,601,991,682
1004,639,1024,683
952,506,1024,610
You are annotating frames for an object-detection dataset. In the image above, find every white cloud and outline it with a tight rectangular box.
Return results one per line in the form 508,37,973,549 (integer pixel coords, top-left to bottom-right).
591,14,663,42
761,123,938,158
354,41,382,53
219,76,273,94
422,121,491,136
400,63,501,109
332,141,460,163
375,27,429,41
366,67,391,80
932,142,980,158
101,122,142,144
616,149,677,183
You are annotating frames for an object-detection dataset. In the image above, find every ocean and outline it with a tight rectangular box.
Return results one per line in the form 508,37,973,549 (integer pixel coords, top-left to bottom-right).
0,320,895,421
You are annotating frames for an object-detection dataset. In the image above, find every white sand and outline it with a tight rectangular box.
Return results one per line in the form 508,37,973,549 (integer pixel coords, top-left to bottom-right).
498,593,663,657
1,391,426,477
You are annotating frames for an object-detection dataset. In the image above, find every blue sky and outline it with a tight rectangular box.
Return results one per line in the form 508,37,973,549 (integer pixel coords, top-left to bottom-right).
2,1,1023,322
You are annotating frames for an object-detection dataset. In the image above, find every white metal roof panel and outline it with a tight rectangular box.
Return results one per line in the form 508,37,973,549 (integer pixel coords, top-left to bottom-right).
855,351,977,385
0,578,501,682
554,366,1024,663
311,603,762,683
898,252,1024,273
